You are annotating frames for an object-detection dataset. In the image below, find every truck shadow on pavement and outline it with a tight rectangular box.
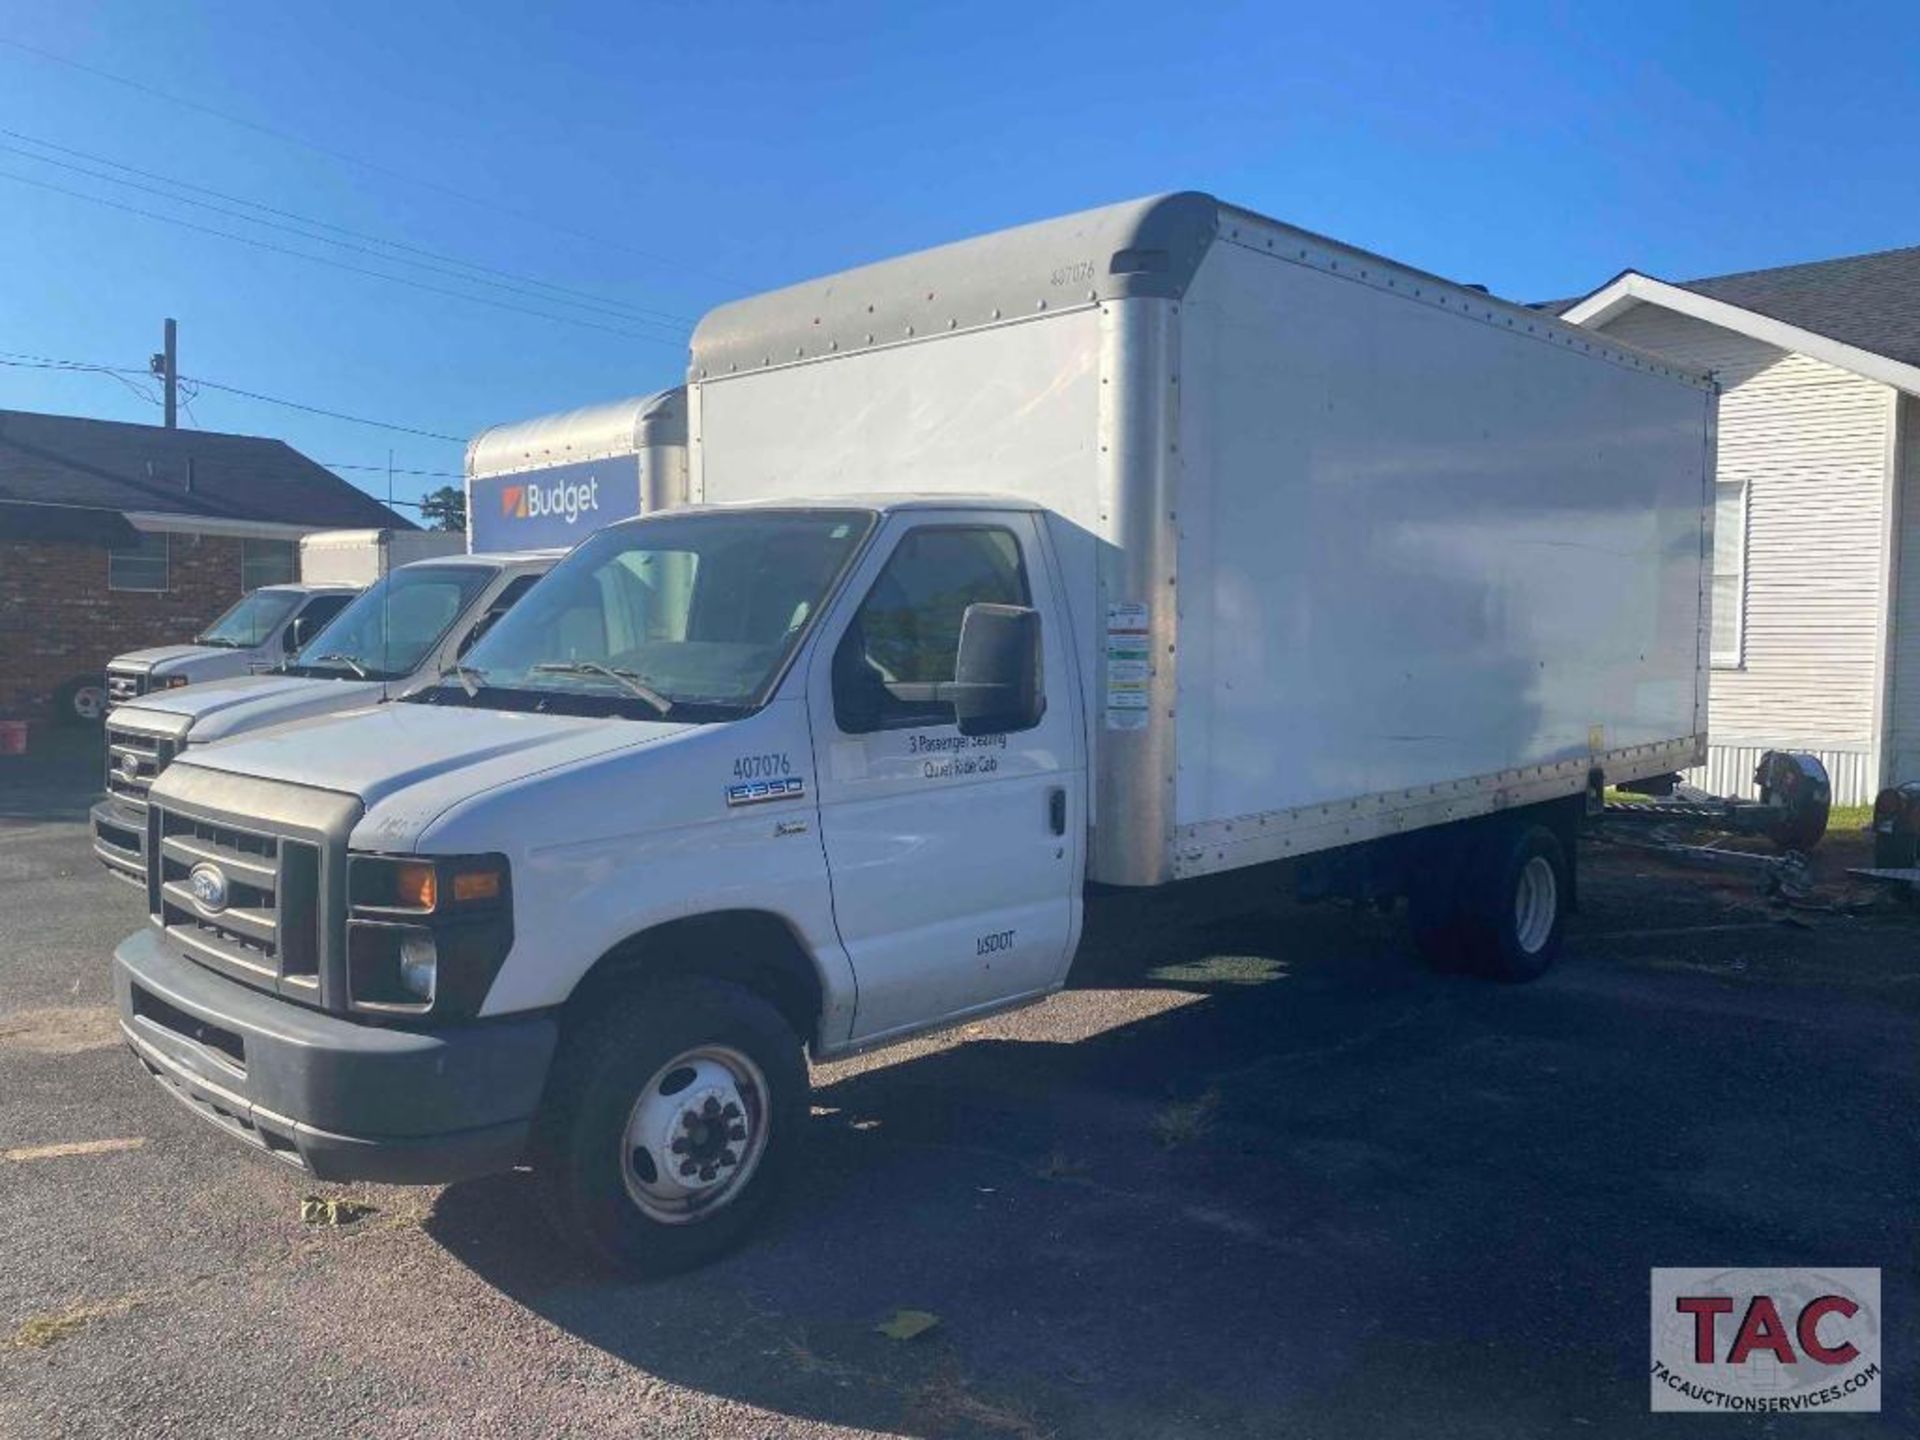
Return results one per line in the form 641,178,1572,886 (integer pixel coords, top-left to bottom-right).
424,871,1919,1439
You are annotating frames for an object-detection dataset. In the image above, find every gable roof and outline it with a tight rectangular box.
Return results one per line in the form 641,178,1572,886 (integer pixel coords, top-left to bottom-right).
1679,245,1920,372
1554,245,1920,397
0,409,412,530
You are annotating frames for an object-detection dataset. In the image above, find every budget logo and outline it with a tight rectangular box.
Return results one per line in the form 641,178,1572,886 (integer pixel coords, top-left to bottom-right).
500,485,526,518
1651,1268,1880,1413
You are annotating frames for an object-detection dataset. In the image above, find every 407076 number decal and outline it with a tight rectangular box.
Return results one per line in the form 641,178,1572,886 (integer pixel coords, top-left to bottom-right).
732,752,792,779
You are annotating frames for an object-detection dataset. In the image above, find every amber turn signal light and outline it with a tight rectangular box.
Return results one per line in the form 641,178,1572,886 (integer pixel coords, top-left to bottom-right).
451,869,502,903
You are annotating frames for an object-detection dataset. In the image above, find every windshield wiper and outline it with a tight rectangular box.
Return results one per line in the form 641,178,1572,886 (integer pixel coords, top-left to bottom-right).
440,662,489,697
311,652,370,678
531,661,673,716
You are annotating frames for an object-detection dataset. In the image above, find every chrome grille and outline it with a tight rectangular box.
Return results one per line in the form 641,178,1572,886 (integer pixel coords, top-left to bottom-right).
106,669,147,708
152,808,323,1001
105,726,176,808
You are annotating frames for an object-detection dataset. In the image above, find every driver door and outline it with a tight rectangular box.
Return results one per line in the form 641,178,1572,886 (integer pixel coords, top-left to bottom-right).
806,511,1082,1044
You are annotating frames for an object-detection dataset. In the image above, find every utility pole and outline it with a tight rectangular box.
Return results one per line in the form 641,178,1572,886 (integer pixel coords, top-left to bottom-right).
151,318,178,428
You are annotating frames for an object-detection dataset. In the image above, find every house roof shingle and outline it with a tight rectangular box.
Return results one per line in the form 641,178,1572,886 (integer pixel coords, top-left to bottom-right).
1674,245,1920,371
1541,244,1920,371
0,409,412,531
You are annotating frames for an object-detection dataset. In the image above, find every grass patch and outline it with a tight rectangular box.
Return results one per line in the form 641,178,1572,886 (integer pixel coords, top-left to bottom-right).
9,1296,139,1349
1151,1088,1220,1149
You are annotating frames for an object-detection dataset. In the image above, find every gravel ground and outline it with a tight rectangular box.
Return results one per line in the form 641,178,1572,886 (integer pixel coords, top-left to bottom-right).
2,729,1915,1438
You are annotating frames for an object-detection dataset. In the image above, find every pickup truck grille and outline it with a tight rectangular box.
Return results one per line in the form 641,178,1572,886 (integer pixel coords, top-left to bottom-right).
152,807,323,1002
106,726,177,810
106,668,147,708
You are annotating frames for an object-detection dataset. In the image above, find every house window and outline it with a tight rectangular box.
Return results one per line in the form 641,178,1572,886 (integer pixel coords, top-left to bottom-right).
242,538,297,590
108,531,170,592
1711,479,1747,666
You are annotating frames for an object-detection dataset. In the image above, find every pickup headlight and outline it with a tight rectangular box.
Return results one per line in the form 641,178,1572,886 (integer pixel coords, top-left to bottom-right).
346,854,512,1018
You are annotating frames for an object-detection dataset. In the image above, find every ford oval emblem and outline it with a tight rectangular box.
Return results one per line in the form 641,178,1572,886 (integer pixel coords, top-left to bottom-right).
119,753,142,782
187,862,229,915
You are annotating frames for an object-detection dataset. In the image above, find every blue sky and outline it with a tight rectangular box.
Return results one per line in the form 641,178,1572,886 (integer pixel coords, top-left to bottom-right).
3,0,1917,517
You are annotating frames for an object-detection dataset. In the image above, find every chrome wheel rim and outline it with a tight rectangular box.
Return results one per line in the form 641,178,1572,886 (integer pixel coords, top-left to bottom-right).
620,1045,770,1226
1513,855,1558,955
71,684,106,722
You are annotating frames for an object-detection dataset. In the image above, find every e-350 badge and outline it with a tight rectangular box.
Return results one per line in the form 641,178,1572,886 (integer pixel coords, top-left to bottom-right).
726,776,806,807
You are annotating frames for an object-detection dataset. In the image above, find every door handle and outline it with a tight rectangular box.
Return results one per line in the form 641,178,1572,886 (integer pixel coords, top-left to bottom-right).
1048,787,1067,836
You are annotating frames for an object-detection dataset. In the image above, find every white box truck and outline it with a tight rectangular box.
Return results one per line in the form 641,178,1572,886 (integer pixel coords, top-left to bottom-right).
102,530,461,709
298,528,464,586
107,194,1715,1275
104,583,362,709
464,388,687,553
91,549,561,885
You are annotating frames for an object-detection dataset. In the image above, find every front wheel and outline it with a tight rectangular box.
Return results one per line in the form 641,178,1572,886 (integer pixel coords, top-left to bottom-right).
56,675,107,727
532,977,807,1276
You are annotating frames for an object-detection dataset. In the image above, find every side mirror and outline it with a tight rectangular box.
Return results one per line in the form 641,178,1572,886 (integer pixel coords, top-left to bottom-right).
951,603,1044,737
284,617,313,653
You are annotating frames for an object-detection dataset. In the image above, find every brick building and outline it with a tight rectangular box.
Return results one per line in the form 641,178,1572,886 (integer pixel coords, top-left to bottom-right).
0,408,409,724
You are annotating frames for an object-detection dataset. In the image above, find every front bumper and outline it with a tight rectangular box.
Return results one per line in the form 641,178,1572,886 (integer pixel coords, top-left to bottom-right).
113,927,557,1184
92,798,146,885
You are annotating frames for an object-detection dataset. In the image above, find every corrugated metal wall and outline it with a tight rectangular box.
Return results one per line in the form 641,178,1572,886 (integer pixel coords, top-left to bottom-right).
1685,742,1877,806
1595,305,1895,799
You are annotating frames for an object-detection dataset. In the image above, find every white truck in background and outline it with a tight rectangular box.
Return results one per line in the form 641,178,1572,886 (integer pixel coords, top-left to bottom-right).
92,550,559,883
104,583,362,709
464,388,687,553
102,529,462,708
297,527,465,586
108,194,1717,1276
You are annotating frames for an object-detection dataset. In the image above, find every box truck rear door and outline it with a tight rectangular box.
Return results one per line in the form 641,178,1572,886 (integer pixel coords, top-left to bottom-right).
807,512,1081,1042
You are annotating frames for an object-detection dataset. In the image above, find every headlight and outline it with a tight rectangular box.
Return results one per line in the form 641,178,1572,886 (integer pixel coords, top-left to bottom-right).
347,854,511,1017
398,932,438,1001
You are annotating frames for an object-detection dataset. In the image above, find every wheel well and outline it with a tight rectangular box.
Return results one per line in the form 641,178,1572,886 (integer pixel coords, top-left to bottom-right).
566,911,825,1049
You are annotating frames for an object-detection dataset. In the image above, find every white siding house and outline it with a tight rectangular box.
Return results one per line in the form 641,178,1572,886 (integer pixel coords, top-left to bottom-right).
1560,255,1920,805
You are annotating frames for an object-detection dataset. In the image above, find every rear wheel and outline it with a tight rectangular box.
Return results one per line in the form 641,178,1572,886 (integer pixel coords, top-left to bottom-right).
533,977,807,1276
1459,823,1568,982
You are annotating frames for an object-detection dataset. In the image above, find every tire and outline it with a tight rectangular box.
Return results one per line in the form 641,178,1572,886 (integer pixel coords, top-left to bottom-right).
55,675,108,727
1458,822,1568,983
532,977,807,1277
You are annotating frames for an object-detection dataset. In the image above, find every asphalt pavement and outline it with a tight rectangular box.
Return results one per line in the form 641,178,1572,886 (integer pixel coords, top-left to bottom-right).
2,728,1915,1438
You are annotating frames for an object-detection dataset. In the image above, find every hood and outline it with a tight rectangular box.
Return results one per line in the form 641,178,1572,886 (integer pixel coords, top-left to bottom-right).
171,701,690,816
111,644,227,672
113,672,383,743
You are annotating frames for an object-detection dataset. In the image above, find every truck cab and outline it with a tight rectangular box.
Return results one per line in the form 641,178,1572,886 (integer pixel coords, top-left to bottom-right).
113,500,1074,1273
105,584,360,709
93,552,559,883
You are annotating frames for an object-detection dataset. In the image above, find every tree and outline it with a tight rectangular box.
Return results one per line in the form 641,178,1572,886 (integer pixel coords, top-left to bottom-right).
419,485,466,533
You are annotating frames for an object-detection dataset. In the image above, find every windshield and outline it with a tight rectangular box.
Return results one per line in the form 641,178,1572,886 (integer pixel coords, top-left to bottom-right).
416,509,873,719
284,564,495,680
196,589,303,648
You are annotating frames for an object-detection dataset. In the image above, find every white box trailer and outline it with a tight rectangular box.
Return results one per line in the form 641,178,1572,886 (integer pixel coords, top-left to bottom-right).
463,388,688,553
299,528,463,586
690,191,1718,888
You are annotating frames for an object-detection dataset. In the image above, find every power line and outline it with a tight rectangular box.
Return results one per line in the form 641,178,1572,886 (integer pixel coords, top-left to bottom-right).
0,35,746,290
180,375,468,443
2,345,470,444
0,166,688,347
0,128,695,330
323,461,463,479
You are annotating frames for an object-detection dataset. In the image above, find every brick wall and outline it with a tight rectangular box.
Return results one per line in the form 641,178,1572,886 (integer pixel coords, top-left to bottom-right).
0,532,254,721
